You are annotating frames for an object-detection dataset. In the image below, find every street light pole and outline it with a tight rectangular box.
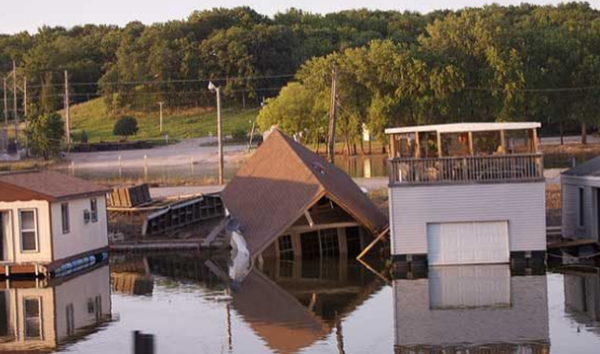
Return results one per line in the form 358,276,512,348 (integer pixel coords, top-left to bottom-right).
158,101,164,134
209,82,224,185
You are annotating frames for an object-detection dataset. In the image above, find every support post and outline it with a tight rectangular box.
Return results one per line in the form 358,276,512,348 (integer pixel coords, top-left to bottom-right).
247,120,255,152
436,132,443,157
468,131,474,156
23,77,27,117
500,130,506,154
532,128,539,153
414,131,421,158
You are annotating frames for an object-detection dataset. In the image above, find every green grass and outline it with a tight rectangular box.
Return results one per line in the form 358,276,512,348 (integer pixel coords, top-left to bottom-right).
66,98,258,143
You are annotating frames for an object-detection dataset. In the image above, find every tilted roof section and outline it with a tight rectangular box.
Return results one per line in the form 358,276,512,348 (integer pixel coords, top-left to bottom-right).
221,129,388,259
385,122,541,135
562,156,600,177
0,170,109,202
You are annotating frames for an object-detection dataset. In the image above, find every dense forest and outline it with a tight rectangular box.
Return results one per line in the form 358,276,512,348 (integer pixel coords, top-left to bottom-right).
1,3,600,145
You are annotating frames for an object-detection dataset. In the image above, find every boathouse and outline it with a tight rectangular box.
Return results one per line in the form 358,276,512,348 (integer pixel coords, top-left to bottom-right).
561,156,600,243
0,171,110,277
387,122,546,266
221,129,388,262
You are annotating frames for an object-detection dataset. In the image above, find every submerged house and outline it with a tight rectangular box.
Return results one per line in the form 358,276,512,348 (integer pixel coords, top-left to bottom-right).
221,129,388,262
0,171,110,277
561,156,600,242
387,122,546,266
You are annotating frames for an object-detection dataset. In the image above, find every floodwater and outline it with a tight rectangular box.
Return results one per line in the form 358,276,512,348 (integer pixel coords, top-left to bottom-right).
57,155,390,181
3,254,600,354
58,150,592,182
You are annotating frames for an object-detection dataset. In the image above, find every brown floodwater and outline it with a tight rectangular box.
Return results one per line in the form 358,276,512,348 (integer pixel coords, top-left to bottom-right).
2,254,600,354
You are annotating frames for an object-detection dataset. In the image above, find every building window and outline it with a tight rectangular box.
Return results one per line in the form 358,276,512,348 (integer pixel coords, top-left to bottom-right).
61,203,70,234
24,298,42,340
278,235,294,261
320,229,340,259
579,187,585,227
90,198,98,223
19,210,38,252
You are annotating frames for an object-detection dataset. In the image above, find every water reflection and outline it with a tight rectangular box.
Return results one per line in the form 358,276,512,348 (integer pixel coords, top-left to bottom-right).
563,268,600,333
0,264,111,352
394,265,550,353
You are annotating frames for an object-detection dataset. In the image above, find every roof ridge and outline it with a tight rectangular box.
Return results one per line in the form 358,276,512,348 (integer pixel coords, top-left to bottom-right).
271,130,326,190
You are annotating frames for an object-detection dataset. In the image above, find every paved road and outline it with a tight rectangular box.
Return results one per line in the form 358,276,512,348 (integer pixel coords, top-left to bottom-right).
67,138,250,169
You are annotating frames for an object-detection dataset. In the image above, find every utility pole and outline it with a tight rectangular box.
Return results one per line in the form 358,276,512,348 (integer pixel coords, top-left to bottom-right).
23,77,27,117
12,61,18,141
209,81,224,185
327,65,338,164
64,70,70,145
158,102,164,133
3,78,7,127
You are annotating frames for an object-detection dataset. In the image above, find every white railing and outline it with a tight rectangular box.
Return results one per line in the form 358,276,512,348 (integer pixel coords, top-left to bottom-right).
388,154,544,185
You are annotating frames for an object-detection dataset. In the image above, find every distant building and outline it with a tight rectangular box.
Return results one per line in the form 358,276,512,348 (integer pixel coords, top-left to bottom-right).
564,269,600,333
221,129,388,263
0,171,110,277
561,156,600,242
386,122,546,266
394,265,549,353
0,264,111,352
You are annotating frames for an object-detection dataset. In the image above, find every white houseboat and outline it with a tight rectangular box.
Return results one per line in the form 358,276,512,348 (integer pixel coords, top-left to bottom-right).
0,171,110,277
386,122,546,266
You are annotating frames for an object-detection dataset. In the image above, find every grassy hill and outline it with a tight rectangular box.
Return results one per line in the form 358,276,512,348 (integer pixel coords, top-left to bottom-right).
66,98,258,143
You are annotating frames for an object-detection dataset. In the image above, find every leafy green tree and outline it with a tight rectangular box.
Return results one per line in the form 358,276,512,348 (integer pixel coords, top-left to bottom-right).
27,112,65,160
113,116,139,140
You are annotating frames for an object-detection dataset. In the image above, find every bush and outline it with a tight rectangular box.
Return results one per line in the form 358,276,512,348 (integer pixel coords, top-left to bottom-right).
80,130,89,143
232,128,247,141
28,112,65,160
113,116,139,140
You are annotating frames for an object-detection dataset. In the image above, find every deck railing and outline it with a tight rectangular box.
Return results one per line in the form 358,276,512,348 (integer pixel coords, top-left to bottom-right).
388,153,544,185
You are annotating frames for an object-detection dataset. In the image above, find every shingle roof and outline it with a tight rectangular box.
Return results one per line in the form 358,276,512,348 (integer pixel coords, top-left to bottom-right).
0,170,109,202
562,156,600,177
221,129,388,259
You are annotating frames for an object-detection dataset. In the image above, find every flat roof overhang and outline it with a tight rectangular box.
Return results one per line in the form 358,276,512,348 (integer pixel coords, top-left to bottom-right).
385,122,541,135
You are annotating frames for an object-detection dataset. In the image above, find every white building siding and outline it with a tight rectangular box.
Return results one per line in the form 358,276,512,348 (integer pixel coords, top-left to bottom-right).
562,175,598,241
51,196,108,261
389,182,546,256
0,200,53,264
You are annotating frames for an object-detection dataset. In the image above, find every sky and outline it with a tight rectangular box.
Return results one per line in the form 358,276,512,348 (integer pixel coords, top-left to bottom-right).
1,0,598,35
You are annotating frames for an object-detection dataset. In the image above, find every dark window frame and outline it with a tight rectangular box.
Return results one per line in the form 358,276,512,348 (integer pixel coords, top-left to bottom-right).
61,203,70,234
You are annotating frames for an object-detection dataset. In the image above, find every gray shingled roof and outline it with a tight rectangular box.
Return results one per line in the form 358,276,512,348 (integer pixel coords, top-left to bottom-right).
562,156,600,177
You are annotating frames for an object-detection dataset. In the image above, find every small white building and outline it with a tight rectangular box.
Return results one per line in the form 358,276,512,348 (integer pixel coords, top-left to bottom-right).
0,171,110,277
561,156,600,242
387,122,546,266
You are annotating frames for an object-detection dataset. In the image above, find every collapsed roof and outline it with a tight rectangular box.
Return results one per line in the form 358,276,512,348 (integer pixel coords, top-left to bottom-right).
221,129,388,259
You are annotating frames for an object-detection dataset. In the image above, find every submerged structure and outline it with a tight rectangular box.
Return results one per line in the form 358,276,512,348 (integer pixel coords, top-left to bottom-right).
387,122,546,266
0,171,109,277
561,156,600,243
221,129,388,262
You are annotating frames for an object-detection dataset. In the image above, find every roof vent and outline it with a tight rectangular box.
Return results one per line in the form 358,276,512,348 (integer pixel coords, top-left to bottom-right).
312,162,326,175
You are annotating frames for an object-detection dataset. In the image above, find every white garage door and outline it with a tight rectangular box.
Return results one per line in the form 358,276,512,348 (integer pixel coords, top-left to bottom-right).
427,221,509,266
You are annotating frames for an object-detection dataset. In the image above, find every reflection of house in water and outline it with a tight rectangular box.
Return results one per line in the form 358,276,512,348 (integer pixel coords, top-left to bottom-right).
0,265,111,352
222,129,388,262
233,258,384,354
564,269,600,331
111,257,154,296
394,265,549,353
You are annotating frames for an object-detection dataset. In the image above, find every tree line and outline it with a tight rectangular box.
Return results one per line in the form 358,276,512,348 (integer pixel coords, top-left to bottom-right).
1,3,600,153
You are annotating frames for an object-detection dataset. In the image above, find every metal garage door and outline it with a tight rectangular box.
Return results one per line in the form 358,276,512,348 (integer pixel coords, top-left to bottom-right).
427,221,509,266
